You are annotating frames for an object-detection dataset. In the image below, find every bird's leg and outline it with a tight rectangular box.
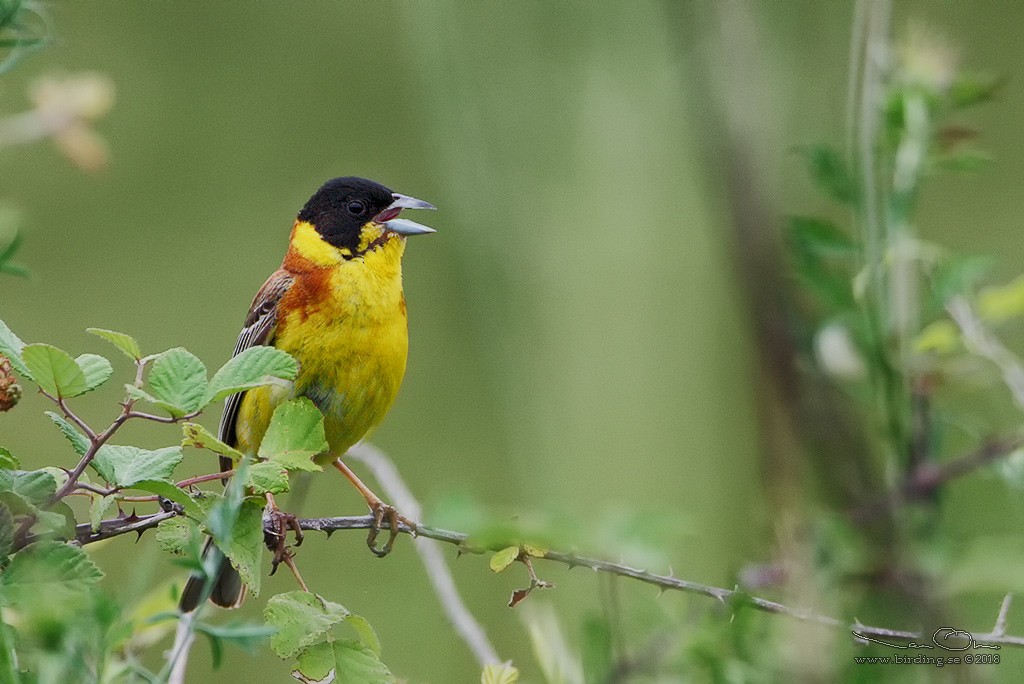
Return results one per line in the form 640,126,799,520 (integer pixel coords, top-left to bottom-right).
332,458,417,558
264,492,305,580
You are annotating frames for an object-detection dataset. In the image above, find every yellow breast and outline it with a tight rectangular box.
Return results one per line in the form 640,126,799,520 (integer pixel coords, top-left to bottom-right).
234,223,410,460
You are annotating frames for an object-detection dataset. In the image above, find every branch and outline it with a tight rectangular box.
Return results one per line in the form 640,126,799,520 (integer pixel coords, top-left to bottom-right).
64,509,1024,649
851,436,1023,522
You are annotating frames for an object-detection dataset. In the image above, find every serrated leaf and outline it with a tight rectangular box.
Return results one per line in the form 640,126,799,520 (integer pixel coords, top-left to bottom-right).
264,591,350,659
0,469,57,506
0,541,103,603
258,398,327,471
0,447,18,470
219,500,264,598
0,320,30,380
293,640,394,684
490,546,519,573
75,353,113,394
482,662,520,684
89,494,117,532
22,343,88,397
45,411,91,456
90,445,183,488
147,348,208,416
245,462,289,495
86,328,141,360
155,516,199,557
294,641,335,682
330,640,394,684
204,346,298,405
124,384,184,417
345,614,381,657
182,422,244,462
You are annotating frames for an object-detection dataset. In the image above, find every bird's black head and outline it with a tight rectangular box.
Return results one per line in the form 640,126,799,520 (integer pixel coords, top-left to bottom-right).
297,177,397,254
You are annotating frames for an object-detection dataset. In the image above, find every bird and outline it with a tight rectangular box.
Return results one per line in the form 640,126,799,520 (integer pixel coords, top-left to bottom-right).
179,176,436,611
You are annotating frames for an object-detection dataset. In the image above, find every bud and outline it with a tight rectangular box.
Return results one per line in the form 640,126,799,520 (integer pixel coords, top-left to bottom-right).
0,354,21,412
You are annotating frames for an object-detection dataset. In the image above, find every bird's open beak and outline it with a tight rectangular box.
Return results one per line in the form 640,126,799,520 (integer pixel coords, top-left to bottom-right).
374,193,437,236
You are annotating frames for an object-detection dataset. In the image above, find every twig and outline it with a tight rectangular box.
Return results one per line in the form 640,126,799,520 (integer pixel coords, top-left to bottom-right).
46,356,201,502
63,509,1024,649
852,436,1023,522
994,594,1013,637
347,442,502,667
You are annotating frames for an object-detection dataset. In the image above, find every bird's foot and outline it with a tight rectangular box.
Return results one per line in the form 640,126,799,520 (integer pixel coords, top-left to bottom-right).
366,501,417,558
264,505,304,575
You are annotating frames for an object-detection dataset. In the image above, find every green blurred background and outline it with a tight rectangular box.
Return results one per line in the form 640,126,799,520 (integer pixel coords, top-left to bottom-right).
3,1,1024,681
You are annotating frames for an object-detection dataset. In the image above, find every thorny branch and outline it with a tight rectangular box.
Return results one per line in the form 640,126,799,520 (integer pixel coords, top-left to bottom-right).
59,508,1024,649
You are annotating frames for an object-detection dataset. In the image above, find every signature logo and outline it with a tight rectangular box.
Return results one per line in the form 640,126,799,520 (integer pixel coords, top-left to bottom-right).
852,627,1000,652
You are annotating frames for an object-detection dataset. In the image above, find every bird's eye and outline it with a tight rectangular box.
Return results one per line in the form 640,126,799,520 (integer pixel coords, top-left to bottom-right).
347,200,366,216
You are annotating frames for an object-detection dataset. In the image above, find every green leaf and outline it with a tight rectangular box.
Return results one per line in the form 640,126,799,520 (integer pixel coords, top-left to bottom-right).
490,546,519,573
795,144,857,204
0,469,57,506
0,541,103,603
75,353,113,394
155,516,199,557
219,499,265,598
124,384,185,417
931,254,994,304
132,480,202,519
328,640,393,684
45,411,90,456
0,447,18,470
0,320,30,380
949,72,1004,110
147,348,208,416
195,621,276,667
344,614,381,657
482,662,520,684
787,216,856,255
294,641,335,682
245,462,290,495
182,422,244,462
0,503,13,560
978,276,1024,323
264,591,350,660
89,494,117,533
90,445,183,488
86,328,141,360
204,346,298,405
21,343,88,398
915,320,960,354
258,398,327,471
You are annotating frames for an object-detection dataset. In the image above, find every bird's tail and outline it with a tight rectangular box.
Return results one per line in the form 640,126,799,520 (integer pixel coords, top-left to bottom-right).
179,538,246,612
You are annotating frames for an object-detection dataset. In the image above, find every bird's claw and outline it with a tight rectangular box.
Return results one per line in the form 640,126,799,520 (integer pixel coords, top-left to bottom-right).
366,502,416,558
264,507,303,575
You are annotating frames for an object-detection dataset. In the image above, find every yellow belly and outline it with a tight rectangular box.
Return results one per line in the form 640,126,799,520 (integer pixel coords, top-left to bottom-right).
234,237,409,461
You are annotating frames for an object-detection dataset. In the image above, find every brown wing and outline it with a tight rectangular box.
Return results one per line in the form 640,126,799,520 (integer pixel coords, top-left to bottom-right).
217,269,294,472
